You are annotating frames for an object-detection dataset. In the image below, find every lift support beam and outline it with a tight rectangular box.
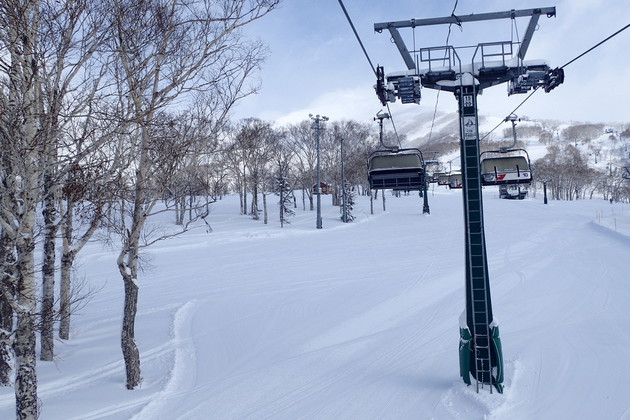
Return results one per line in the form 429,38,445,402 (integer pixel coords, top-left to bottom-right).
375,8,556,75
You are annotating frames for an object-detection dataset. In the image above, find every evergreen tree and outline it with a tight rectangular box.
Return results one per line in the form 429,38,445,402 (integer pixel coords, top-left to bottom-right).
341,180,355,222
276,171,295,227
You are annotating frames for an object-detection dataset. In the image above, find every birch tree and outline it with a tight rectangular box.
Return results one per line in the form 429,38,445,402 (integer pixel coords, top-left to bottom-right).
0,2,44,417
37,0,111,362
108,0,279,389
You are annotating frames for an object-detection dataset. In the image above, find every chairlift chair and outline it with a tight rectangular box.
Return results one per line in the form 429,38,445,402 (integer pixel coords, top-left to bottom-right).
448,172,462,189
480,149,532,186
431,171,446,184
437,173,450,186
367,148,425,191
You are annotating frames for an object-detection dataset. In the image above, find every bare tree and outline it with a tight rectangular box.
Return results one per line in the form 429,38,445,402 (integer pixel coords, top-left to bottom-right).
0,2,44,417
286,121,318,211
274,139,296,227
107,0,279,389
228,118,280,220
534,144,596,200
36,0,111,363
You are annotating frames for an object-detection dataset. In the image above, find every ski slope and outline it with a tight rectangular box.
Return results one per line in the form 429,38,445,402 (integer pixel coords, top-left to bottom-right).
1,187,629,419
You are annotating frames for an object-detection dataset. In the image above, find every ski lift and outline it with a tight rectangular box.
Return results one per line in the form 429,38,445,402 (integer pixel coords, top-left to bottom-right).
481,114,532,186
448,172,462,189
367,148,425,191
437,173,450,186
480,149,532,186
431,171,446,184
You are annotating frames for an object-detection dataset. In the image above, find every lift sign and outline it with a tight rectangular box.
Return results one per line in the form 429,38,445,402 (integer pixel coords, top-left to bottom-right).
463,117,477,140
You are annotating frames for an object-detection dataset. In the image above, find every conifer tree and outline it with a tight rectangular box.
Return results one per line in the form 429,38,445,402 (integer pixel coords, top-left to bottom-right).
341,180,355,222
276,170,295,227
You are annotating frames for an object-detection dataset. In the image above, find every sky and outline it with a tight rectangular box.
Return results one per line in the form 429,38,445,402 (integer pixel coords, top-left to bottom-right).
234,0,630,126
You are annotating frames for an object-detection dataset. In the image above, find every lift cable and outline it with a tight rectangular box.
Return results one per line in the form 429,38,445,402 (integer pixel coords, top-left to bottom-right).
559,23,630,69
337,0,377,76
480,22,630,141
337,0,402,146
427,0,461,144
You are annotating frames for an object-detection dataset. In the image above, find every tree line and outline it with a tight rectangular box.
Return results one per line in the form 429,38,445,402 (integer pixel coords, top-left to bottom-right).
0,1,284,418
530,125,630,202
0,2,386,417
479,119,630,202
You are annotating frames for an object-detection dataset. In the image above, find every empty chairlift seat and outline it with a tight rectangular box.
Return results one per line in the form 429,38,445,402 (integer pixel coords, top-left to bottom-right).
448,172,462,189
480,150,532,185
368,149,425,190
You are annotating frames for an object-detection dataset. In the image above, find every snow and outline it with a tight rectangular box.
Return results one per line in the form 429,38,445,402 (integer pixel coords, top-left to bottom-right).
2,188,630,419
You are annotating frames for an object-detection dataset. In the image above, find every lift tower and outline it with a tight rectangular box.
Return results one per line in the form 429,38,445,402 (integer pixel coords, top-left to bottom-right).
375,7,562,393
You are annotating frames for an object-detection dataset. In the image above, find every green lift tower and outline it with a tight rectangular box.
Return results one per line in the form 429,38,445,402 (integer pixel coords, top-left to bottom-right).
374,7,563,393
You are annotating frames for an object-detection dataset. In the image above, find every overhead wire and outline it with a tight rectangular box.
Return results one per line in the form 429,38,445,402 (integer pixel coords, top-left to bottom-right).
337,0,377,76
427,0,461,144
337,0,402,146
480,22,630,141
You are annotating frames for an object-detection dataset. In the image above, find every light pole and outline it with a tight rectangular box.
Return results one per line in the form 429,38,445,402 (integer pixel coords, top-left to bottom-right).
310,114,328,229
541,178,549,204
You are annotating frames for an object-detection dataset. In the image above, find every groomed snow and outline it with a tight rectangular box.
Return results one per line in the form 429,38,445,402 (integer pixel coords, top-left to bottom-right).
1,187,630,419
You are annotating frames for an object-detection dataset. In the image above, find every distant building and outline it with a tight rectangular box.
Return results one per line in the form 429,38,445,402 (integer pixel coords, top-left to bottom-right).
312,182,333,195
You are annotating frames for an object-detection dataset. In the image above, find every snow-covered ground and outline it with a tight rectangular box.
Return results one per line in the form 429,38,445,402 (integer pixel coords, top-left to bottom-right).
1,187,630,419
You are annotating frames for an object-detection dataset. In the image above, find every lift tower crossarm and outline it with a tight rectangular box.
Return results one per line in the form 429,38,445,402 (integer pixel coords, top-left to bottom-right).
375,7,556,71
374,7,556,31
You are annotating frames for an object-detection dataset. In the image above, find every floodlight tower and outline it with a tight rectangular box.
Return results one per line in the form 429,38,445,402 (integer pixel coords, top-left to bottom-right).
374,7,563,393
310,114,328,229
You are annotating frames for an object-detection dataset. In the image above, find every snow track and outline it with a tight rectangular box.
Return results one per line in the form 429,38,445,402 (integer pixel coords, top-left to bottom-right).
131,300,199,420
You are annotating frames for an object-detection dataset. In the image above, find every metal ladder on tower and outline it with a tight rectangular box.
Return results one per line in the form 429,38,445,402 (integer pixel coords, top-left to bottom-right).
459,85,494,392
465,153,494,392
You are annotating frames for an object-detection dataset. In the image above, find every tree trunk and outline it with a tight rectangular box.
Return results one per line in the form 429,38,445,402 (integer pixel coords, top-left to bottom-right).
14,312,37,420
279,188,284,227
116,120,153,389
15,214,39,420
117,225,143,389
59,198,75,340
251,182,259,220
120,267,141,390
188,193,193,223
40,186,56,361
0,231,15,386
59,248,74,341
242,178,248,215
263,192,268,225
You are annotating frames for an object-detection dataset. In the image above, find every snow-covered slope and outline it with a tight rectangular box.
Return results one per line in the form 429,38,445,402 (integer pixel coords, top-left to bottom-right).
1,190,629,419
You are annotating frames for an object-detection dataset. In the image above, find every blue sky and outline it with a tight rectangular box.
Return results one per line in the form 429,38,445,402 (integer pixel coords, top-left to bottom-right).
235,0,630,125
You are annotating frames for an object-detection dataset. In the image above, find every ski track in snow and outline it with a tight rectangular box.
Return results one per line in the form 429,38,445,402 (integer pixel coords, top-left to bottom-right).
131,300,199,420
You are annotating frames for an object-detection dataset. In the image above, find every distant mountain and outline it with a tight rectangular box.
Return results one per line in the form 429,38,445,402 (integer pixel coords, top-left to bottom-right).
398,111,630,174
